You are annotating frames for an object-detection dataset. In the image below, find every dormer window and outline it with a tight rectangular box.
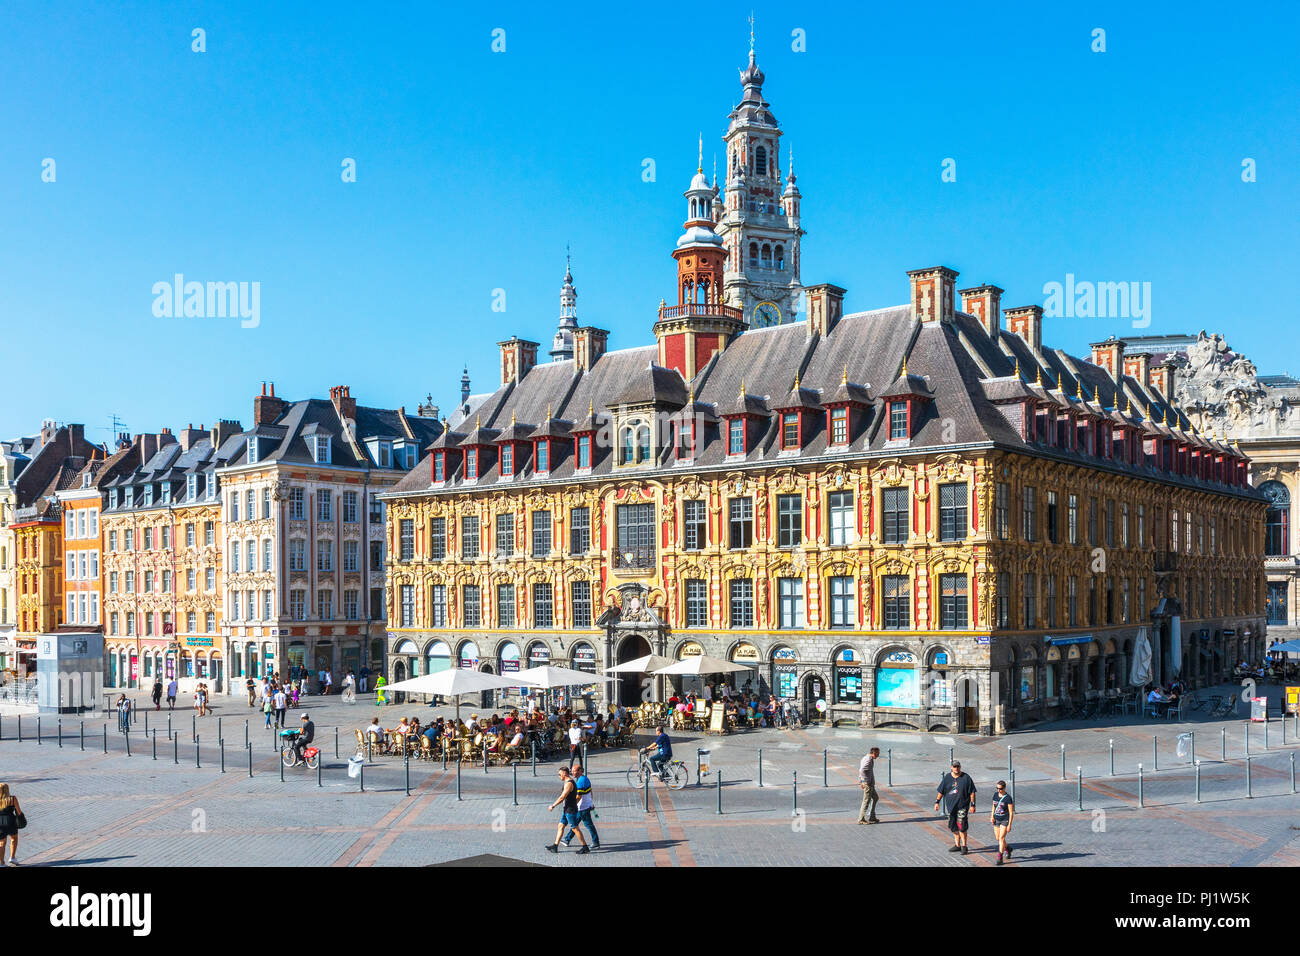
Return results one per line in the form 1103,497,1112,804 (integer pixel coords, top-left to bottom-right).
247,437,260,464
500,444,514,477
577,435,591,469
889,402,908,440
829,408,849,446
535,440,550,474
433,452,445,482
465,448,479,479
187,475,197,500
311,435,331,464
780,412,799,450
675,420,695,459
161,483,171,504
618,421,652,465
207,475,217,499
143,485,153,507
378,441,392,468
728,419,745,455
82,473,92,489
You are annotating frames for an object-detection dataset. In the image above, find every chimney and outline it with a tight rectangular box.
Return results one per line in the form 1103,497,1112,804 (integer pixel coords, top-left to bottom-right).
572,328,609,372
1123,352,1152,388
211,419,243,451
1004,305,1044,352
68,423,86,447
907,266,959,325
498,337,539,385
40,419,57,447
1089,337,1127,381
959,284,1004,339
1150,361,1177,403
329,385,357,422
254,381,288,426
417,394,440,419
805,284,847,338
177,424,210,451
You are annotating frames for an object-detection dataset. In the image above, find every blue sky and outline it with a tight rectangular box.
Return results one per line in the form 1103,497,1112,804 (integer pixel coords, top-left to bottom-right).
2,0,1297,443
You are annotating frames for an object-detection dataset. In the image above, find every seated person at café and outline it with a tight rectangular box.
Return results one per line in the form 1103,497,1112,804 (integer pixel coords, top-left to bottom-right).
594,715,607,741
394,717,412,735
748,699,762,724
366,717,385,741
466,714,480,733
667,691,681,709
409,717,421,736
422,720,440,744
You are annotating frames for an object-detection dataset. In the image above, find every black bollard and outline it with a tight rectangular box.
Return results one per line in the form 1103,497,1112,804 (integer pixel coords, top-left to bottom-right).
16,716,21,744
483,745,488,775
513,761,519,806
823,749,828,788
248,742,253,778
103,724,107,754
125,727,130,757
280,746,284,781
192,714,196,742
716,770,723,815
58,719,62,749
1137,764,1144,808
168,714,172,741
406,749,411,795
1195,760,1201,802
245,719,249,750
335,727,339,759
317,756,322,788
758,748,763,788
1076,766,1083,811
196,735,200,769
153,729,157,761
1153,736,1158,772
531,740,537,777
643,770,649,813
173,733,178,765
221,738,225,774
37,716,41,745
888,748,893,787
456,756,462,801
792,770,798,813
360,760,365,792
1246,756,1253,798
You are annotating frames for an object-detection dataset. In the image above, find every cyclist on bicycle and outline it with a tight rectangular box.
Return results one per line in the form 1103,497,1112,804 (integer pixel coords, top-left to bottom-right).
640,725,672,778
292,713,315,764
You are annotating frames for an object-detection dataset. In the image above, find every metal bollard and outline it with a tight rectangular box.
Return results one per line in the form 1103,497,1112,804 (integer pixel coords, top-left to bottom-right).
1245,722,1249,757
125,727,130,757
406,750,412,795
218,716,222,741
792,770,798,813
758,748,763,788
167,714,172,741
531,740,537,777
1060,743,1066,780
335,727,339,759
192,714,196,742
1077,766,1083,811
513,762,518,806
1221,727,1226,762
1190,731,1195,766
1138,764,1144,808
280,745,284,781
1008,744,1013,776
80,721,84,751
1246,756,1252,798
1153,736,1158,772
196,735,200,769
483,745,489,774
583,742,588,770
1195,760,1201,802
104,724,108,754
360,760,364,792
1009,769,1015,802
823,749,828,788
456,756,462,801
717,770,723,815
245,720,249,750
696,749,702,788
173,733,178,764
16,716,20,744
37,716,41,745
1265,719,1269,749
248,742,253,778
888,748,893,787
1292,752,1297,794
317,756,322,788
152,729,157,761
643,771,649,813
58,719,62,749
221,738,226,773
1109,739,1114,776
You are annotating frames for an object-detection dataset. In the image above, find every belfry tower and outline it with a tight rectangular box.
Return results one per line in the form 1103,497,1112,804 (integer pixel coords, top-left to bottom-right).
716,26,804,328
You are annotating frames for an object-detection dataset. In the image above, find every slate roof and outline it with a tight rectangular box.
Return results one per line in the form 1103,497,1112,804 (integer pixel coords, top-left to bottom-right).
387,299,1257,500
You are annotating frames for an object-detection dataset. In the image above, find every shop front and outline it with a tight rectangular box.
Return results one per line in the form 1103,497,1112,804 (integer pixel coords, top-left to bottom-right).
730,641,762,696
831,646,862,726
673,639,706,698
771,646,798,701
873,648,920,728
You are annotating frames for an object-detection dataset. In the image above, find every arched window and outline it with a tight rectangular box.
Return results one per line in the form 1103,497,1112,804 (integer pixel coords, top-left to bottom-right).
690,198,698,219
636,424,652,463
755,146,767,177
748,242,759,268
761,244,772,268
620,427,635,465
775,244,784,270
1262,481,1290,555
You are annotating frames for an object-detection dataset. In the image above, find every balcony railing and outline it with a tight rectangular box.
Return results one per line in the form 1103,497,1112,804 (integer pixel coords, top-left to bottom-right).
613,546,657,571
657,303,744,322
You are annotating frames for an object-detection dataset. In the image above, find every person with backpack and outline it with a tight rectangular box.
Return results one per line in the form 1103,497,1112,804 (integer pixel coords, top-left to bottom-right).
151,678,163,711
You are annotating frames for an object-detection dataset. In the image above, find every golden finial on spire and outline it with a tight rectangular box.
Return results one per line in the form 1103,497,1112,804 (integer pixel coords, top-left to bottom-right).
1013,357,1020,379
901,356,909,376
841,364,848,385
793,373,801,390
688,381,695,404
547,402,553,421
698,132,704,174
475,413,481,429
589,398,595,416
1162,407,1169,426
739,379,746,401
1034,366,1042,387
1125,397,1132,415
1076,380,1084,401
511,410,516,425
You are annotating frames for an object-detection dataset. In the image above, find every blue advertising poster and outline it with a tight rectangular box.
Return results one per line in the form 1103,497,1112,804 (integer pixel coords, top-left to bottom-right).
875,668,919,708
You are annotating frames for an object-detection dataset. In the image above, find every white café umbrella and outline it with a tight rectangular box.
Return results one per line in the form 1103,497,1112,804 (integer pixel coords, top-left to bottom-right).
652,654,756,676
514,665,617,688
380,668,520,723
602,654,674,674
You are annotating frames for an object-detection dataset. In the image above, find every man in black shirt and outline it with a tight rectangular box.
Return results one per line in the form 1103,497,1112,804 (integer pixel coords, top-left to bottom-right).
292,713,315,764
934,760,977,855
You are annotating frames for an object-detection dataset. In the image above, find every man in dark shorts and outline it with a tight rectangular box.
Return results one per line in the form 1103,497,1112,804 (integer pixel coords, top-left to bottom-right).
934,760,977,855
545,766,589,855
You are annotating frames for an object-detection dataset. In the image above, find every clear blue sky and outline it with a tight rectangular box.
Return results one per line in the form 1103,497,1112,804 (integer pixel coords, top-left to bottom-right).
2,0,1297,443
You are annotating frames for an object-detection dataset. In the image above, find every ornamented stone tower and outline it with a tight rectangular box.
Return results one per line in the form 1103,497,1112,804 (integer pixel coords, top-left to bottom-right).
550,255,578,362
716,38,804,328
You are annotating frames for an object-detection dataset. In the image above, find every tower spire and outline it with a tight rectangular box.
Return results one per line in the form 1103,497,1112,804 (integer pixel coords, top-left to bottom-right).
550,251,578,362
698,132,703,173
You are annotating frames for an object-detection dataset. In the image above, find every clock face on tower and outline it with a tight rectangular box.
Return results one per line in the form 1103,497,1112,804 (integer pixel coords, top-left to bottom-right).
752,301,782,328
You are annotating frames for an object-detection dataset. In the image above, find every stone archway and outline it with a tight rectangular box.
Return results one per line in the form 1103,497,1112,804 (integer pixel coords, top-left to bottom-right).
617,634,651,706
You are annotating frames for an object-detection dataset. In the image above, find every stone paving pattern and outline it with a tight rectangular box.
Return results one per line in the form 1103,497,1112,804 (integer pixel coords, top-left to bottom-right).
2,683,1298,867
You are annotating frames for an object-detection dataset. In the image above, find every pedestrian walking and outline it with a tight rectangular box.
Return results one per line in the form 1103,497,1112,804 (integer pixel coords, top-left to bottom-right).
0,782,24,867
263,692,274,728
151,677,163,711
246,677,256,707
934,760,977,855
375,675,387,707
324,670,333,696
166,678,178,711
343,670,356,704
857,746,880,824
273,687,287,729
359,666,370,694
568,719,585,766
990,779,1014,865
562,763,600,850
116,694,132,734
545,767,589,855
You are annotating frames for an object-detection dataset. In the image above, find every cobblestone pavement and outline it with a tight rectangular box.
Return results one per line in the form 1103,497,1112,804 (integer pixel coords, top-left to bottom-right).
2,682,1298,867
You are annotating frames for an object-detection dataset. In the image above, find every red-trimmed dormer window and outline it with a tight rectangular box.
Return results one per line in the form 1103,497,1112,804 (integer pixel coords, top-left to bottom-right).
829,407,849,446
433,452,446,482
501,444,514,477
780,412,800,450
466,448,479,480
727,418,745,455
675,420,695,459
576,434,591,469
888,401,909,440
535,440,550,474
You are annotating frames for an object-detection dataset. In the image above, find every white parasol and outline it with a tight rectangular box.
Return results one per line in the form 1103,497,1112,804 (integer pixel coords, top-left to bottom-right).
602,654,675,674
652,654,757,676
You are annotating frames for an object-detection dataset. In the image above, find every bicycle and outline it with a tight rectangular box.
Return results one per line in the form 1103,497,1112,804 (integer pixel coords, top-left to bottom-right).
280,730,320,770
1183,689,1205,711
627,753,688,791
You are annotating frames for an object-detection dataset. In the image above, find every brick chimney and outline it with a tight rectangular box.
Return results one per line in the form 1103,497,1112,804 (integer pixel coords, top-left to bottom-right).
498,337,540,385
1124,352,1152,388
68,423,86,447
1149,361,1176,402
1004,305,1044,352
907,266,959,324
572,328,609,372
177,423,210,451
254,382,289,426
959,284,1004,339
805,284,847,338
1089,337,1126,381
417,394,440,419
329,385,357,422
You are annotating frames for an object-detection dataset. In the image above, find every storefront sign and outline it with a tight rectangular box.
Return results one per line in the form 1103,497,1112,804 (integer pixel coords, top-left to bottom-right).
186,637,215,648
835,665,862,704
1287,687,1300,716
974,635,990,645
678,641,704,658
773,647,798,662
1223,629,1236,636
882,650,916,665
774,664,797,699
731,642,760,663
1250,697,1267,722
1046,634,1094,646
